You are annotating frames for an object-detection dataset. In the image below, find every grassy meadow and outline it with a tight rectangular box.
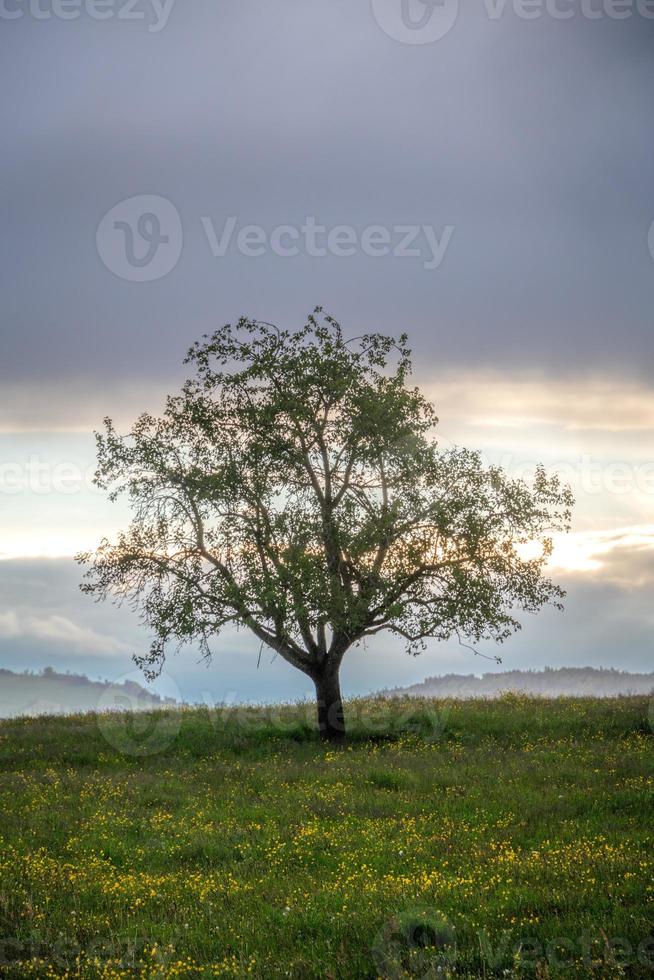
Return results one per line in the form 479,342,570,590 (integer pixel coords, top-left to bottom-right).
0,695,652,978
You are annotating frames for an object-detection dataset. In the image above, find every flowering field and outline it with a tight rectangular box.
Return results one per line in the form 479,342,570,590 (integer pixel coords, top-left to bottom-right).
0,695,652,978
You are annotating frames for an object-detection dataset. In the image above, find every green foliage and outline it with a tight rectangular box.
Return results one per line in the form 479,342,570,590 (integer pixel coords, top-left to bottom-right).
77,311,573,709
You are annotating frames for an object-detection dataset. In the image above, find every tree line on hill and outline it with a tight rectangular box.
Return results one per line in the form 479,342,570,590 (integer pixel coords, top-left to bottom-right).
388,666,654,699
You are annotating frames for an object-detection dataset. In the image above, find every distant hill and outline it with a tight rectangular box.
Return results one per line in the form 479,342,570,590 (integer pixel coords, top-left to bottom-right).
387,666,654,699
0,667,177,719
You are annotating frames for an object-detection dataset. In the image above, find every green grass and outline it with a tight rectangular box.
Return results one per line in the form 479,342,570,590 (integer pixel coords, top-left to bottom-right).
0,695,653,978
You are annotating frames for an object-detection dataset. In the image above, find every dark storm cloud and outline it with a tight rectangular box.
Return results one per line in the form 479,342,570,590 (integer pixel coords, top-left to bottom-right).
1,1,653,408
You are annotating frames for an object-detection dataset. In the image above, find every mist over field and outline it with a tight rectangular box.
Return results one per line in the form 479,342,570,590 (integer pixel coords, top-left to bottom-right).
2,666,652,721
393,667,654,699
0,667,176,720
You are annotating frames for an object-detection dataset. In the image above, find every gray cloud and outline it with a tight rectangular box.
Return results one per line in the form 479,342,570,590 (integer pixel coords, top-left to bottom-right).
1,3,653,409
0,609,129,655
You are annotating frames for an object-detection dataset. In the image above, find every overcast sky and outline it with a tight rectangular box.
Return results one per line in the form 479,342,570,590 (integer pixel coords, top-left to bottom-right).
1,0,653,702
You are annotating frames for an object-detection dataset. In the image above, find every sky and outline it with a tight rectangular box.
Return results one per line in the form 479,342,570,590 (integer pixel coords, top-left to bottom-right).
1,0,653,704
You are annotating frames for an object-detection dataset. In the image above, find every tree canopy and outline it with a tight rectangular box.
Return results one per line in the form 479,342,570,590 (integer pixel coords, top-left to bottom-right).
78,311,573,741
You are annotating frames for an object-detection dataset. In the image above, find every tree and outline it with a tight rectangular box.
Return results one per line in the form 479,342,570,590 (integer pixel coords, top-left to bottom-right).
78,311,573,743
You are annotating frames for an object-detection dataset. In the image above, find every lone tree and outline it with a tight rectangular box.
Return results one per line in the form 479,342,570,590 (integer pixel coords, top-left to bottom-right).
79,311,573,743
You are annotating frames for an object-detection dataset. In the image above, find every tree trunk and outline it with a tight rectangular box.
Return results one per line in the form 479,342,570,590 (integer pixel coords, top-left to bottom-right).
314,667,346,744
